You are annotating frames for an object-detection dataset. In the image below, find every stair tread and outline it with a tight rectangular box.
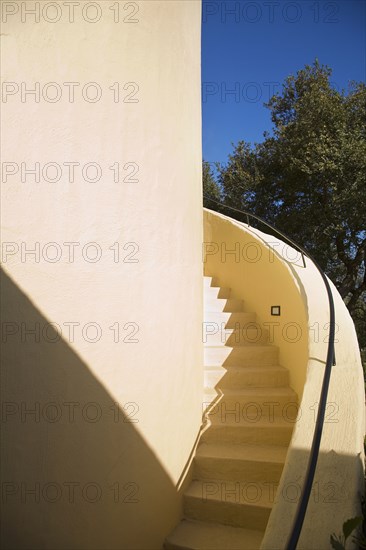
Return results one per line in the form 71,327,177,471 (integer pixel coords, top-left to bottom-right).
204,327,269,346
190,276,289,547
165,519,264,550
204,386,297,397
185,480,274,508
204,312,256,319
205,345,277,353
204,364,288,372
206,415,295,428
205,342,278,349
204,311,256,316
204,286,231,293
204,298,241,303
205,299,243,311
204,276,218,286
204,292,232,303
196,442,288,463
203,326,268,333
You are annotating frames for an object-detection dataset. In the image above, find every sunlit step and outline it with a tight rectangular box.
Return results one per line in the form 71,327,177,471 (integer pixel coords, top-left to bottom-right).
204,311,257,327
204,344,278,367
204,365,290,389
202,416,294,446
204,297,244,313
203,325,269,346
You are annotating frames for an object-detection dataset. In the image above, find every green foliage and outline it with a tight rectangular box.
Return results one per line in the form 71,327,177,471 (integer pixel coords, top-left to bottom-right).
211,61,366,349
330,516,363,549
203,160,221,209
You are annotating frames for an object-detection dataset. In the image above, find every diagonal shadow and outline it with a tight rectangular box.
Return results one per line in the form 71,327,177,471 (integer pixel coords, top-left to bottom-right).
1,268,181,550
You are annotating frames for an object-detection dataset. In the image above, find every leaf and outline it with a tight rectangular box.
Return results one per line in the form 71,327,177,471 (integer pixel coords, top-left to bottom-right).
342,516,363,540
330,534,345,550
352,533,366,550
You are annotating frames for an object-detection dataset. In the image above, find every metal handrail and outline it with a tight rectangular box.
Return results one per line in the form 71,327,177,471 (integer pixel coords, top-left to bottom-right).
203,195,336,549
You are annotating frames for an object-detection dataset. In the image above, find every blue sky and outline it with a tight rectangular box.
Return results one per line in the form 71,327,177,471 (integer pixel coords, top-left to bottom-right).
202,0,366,165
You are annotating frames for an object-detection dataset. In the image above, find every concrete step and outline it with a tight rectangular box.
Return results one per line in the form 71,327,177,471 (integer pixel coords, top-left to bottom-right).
204,286,232,300
204,344,278,367
204,387,298,420
204,365,290,389
204,276,220,288
203,311,257,327
184,480,273,530
202,389,221,411
204,297,244,313
194,443,287,483
164,519,264,550
166,276,295,549
201,416,294,446
203,325,269,345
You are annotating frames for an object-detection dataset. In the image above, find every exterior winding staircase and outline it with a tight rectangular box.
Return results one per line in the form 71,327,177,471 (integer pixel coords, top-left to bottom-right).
165,276,298,550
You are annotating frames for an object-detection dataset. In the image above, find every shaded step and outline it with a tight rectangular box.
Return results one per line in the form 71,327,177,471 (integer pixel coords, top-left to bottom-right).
164,519,264,550
204,344,278,367
201,416,294,446
184,480,273,530
194,443,287,483
204,365,290,389
204,298,243,313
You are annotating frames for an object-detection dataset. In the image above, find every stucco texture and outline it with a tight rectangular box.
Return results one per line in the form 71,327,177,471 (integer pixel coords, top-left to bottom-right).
204,209,365,549
1,2,203,548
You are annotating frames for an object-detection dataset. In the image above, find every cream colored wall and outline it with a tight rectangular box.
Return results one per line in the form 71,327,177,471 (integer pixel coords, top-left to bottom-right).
1,2,203,549
203,209,308,399
261,265,365,549
204,209,365,549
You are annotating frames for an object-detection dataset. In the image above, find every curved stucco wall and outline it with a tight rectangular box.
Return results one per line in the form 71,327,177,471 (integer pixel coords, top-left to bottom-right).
203,209,309,400
1,3,203,549
204,209,365,549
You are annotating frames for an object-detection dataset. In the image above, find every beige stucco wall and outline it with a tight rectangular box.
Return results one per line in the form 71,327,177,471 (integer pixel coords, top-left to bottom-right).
204,209,365,549
261,257,365,549
203,209,309,400
1,2,203,549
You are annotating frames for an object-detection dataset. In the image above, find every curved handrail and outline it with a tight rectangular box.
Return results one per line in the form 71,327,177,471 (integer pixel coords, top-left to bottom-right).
203,195,336,549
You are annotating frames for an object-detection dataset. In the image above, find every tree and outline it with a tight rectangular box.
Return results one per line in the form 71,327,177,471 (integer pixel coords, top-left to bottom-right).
214,61,366,348
202,160,221,209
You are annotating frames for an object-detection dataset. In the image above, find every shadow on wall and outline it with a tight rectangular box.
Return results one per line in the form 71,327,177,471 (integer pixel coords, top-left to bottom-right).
262,446,364,549
1,268,180,550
